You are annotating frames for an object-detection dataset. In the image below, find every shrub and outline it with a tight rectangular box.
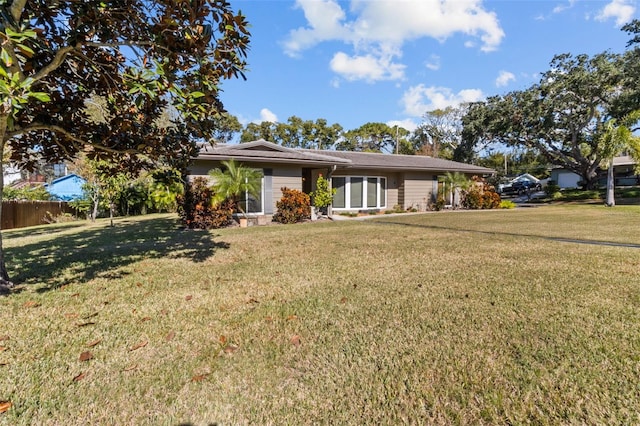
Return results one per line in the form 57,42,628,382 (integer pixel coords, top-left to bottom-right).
499,200,517,209
462,176,501,210
177,177,234,229
545,180,560,197
273,187,310,224
309,175,336,212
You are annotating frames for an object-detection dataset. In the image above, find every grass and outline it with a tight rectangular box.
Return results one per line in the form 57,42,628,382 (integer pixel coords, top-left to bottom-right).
1,206,640,424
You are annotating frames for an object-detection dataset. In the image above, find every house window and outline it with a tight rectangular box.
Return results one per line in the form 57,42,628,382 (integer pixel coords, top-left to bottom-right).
333,177,346,208
332,176,386,210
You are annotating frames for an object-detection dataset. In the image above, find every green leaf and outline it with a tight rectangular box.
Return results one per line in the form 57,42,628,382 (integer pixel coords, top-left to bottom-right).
191,91,205,98
30,92,51,102
0,48,13,67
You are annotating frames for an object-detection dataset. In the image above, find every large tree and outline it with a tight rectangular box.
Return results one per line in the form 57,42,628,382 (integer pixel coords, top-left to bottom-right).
240,116,343,150
413,106,465,159
336,122,409,153
462,51,629,188
0,0,250,290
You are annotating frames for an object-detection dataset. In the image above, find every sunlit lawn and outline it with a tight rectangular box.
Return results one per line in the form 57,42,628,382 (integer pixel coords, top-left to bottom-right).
1,205,640,425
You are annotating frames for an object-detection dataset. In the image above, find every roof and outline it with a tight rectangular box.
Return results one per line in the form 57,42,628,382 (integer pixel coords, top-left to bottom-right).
196,139,351,167
305,149,494,174
196,140,495,175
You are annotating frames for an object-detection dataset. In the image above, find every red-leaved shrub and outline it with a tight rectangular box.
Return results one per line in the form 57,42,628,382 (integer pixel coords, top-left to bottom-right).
273,187,311,224
177,177,235,229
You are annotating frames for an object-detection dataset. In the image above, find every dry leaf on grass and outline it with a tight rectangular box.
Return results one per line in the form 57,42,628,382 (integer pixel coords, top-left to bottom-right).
185,295,193,301
129,341,148,351
86,339,101,348
290,335,301,346
0,347,7,352
122,364,137,372
340,297,347,304
0,401,12,414
23,301,40,308
219,335,227,345
79,351,93,362
76,322,95,328
0,336,8,342
64,313,79,319
191,373,209,382
222,344,238,354
140,317,151,322
165,331,176,342
72,372,86,382
286,315,297,321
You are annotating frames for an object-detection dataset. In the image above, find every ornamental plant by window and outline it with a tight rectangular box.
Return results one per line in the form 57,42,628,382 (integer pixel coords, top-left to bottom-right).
309,175,336,215
208,159,262,219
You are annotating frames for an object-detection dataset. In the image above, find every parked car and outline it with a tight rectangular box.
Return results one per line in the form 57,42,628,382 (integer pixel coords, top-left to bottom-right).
510,180,542,194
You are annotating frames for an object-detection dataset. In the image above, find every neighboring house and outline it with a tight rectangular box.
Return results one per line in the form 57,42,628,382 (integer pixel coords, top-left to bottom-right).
189,140,495,220
550,155,639,189
44,173,86,201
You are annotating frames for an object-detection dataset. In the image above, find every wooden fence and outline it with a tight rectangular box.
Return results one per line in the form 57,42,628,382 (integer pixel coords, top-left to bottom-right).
1,201,77,230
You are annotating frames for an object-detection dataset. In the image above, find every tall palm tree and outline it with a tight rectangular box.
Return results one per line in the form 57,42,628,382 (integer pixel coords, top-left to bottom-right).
600,111,640,207
208,159,262,217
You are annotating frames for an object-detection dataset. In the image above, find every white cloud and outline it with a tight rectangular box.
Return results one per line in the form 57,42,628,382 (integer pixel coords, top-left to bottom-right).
284,0,505,82
495,70,516,87
425,55,441,71
401,84,484,117
387,119,418,132
257,108,278,123
330,50,406,82
552,0,578,14
596,0,635,26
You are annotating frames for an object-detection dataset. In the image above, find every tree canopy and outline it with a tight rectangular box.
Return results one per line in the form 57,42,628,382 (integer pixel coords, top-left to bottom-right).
0,0,251,288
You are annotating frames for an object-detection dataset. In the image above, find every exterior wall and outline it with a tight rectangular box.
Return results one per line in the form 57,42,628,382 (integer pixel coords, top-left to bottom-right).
550,169,581,189
272,166,303,211
46,175,86,201
400,172,437,211
187,160,303,216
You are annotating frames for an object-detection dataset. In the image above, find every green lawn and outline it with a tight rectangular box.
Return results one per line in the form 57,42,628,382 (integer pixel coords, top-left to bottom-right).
1,206,640,425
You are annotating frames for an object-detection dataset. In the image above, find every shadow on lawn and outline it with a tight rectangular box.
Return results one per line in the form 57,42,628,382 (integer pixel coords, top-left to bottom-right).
4,216,230,292
375,219,640,249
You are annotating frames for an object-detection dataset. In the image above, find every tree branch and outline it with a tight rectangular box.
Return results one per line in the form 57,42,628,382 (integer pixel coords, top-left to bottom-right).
31,46,76,83
5,123,137,156
9,0,28,23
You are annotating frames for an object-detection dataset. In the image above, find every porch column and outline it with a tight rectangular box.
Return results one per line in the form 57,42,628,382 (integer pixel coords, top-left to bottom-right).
326,165,337,218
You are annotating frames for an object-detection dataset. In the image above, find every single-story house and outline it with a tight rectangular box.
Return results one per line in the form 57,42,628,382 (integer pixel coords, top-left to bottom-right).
550,155,639,189
189,140,494,221
44,173,86,201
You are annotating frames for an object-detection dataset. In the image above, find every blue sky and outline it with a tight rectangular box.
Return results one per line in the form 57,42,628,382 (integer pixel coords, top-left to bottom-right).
219,0,638,133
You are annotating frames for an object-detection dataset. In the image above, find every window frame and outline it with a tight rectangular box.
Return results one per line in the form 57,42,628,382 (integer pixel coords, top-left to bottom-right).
331,176,387,210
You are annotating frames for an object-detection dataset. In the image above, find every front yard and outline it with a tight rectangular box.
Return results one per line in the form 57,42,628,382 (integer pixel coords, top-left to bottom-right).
1,205,640,424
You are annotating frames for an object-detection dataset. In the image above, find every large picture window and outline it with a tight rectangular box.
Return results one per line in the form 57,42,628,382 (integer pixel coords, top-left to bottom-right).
332,176,386,210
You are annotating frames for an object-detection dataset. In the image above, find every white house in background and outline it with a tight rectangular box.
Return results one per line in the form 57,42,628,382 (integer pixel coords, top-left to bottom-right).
3,164,22,185
550,155,639,189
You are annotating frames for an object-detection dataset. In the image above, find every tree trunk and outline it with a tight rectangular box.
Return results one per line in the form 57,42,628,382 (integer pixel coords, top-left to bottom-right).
91,187,99,222
0,114,14,291
605,165,615,207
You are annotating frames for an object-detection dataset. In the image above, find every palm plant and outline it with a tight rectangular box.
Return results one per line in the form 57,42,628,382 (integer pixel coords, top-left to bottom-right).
599,111,640,207
442,172,471,209
208,159,262,218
